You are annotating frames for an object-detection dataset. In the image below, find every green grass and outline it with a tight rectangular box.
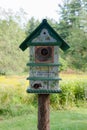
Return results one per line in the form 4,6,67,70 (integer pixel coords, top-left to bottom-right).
0,75,87,129
0,112,37,130
51,108,87,130
0,108,87,130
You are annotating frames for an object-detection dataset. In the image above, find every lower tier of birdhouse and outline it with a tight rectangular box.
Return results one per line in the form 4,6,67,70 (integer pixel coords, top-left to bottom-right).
26,64,61,94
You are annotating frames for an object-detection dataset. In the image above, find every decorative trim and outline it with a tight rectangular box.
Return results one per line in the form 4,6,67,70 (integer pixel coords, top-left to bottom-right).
26,88,62,94
26,42,61,46
27,63,62,66
27,77,62,81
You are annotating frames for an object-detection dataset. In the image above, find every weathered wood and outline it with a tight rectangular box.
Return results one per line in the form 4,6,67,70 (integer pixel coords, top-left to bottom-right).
38,94,50,130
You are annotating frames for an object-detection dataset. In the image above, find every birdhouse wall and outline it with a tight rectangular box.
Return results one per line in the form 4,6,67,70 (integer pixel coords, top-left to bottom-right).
29,46,59,63
29,46,60,90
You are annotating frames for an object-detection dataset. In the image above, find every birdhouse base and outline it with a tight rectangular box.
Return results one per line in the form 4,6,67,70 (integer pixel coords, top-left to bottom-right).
26,88,62,94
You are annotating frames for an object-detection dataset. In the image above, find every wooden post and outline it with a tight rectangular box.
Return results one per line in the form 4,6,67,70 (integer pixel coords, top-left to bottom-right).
38,94,50,130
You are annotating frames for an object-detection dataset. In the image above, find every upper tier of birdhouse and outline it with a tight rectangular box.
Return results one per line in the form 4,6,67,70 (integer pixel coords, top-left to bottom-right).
19,19,70,51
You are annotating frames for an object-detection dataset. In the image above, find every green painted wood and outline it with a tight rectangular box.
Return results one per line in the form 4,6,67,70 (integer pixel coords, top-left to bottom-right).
25,42,62,46
26,88,62,93
27,63,62,66
27,77,61,81
19,19,70,51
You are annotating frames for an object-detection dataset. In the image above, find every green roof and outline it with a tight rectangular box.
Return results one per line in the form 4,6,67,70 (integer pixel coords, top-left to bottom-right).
19,19,70,51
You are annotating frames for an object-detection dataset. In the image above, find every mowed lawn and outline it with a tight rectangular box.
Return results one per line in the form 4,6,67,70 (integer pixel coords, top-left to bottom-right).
0,108,87,130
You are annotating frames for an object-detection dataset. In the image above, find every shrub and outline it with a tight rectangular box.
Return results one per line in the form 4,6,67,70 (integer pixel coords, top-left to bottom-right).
50,77,87,109
0,75,87,117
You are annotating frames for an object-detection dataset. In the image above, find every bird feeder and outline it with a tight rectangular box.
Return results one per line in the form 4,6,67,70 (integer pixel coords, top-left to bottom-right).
19,19,70,94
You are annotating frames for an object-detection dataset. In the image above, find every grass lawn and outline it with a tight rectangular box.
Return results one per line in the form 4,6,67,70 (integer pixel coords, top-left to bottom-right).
0,108,87,130
0,74,87,130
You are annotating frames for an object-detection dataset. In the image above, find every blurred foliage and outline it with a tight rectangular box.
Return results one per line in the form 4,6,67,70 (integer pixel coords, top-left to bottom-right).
57,0,87,71
0,0,87,75
0,75,87,117
0,8,28,75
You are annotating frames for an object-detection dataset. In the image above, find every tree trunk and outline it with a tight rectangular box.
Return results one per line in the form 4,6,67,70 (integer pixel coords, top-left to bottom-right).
38,94,50,130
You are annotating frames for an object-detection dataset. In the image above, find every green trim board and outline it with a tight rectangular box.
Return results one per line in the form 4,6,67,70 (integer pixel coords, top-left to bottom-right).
24,42,62,46
27,77,62,81
26,88,62,93
27,63,62,66
19,19,70,51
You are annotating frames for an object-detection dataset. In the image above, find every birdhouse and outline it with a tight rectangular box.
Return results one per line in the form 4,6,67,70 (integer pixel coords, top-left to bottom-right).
19,19,70,94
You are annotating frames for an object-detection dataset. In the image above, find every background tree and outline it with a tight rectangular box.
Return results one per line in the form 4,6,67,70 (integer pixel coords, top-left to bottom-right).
57,0,87,71
25,17,40,36
0,3,87,74
0,8,27,74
